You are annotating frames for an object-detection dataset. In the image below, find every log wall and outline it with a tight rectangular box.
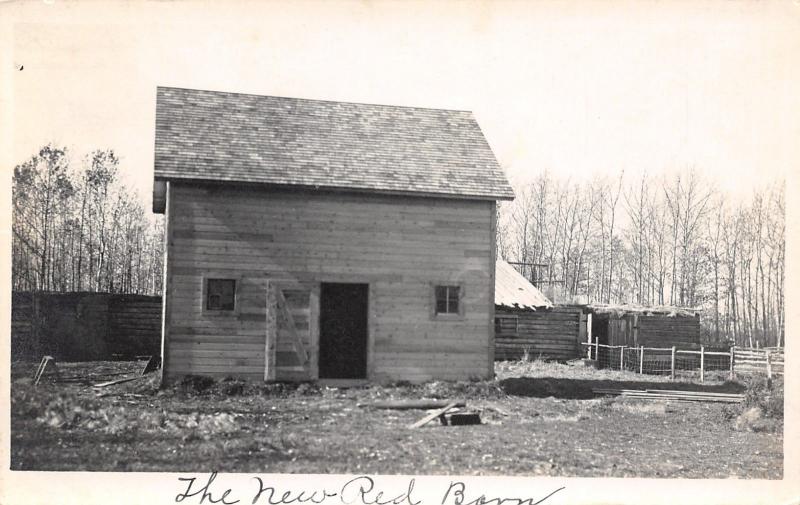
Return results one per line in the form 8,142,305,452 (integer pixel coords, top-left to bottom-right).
598,313,702,349
11,292,162,361
494,306,584,361
636,315,702,348
108,295,164,357
11,292,36,360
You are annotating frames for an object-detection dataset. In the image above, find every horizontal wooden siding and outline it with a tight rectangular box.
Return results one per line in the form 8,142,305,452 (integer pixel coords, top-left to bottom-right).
494,306,582,361
163,183,494,382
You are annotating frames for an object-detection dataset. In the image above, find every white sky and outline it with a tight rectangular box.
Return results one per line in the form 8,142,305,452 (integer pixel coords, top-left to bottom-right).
3,1,798,211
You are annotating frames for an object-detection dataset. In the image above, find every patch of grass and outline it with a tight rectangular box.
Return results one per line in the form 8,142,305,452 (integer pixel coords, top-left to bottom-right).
9,360,783,477
612,400,668,415
10,383,45,419
176,374,216,394
741,375,784,419
218,377,247,396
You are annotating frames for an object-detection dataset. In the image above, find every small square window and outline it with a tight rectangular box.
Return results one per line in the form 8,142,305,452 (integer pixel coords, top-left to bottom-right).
206,279,236,311
495,315,519,336
434,285,460,315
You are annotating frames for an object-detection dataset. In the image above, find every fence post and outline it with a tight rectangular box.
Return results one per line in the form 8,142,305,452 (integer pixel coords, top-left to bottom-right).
729,345,735,380
639,346,644,374
670,346,676,380
620,346,625,371
595,338,599,362
586,313,593,359
700,346,705,383
766,350,772,381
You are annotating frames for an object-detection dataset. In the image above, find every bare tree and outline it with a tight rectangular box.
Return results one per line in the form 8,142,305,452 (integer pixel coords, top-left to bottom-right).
12,145,164,296
496,168,784,348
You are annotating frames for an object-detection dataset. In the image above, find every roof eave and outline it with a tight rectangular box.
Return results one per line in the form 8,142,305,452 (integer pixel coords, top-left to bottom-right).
495,303,552,312
153,175,515,202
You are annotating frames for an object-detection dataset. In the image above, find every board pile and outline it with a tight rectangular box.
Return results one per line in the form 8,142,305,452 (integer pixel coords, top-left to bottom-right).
593,388,744,403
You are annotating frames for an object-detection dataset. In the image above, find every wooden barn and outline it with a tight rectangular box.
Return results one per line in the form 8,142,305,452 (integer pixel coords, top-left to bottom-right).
493,260,586,361
588,304,702,349
152,87,514,383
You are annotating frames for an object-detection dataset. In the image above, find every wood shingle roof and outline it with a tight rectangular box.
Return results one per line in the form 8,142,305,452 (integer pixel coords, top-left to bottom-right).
495,260,553,310
154,87,514,200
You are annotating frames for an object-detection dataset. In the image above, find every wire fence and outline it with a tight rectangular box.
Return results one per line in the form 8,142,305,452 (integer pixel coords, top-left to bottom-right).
582,341,783,382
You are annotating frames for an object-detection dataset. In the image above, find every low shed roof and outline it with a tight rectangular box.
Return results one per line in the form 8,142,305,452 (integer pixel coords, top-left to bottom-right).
153,87,514,201
587,304,701,318
495,260,553,310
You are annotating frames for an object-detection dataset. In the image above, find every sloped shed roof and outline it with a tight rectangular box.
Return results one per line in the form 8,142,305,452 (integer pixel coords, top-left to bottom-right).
587,303,701,318
495,260,553,310
153,87,515,201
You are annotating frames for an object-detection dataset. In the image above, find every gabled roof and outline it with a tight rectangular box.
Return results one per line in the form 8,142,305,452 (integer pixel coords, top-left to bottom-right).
153,87,515,201
495,260,553,310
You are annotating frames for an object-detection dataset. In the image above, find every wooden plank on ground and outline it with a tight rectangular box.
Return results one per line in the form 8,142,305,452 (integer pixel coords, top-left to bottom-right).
92,376,145,388
408,401,459,429
33,356,59,385
593,388,744,403
360,400,467,410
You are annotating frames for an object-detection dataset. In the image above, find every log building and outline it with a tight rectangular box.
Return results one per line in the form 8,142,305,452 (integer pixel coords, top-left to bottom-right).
494,260,585,361
588,304,703,349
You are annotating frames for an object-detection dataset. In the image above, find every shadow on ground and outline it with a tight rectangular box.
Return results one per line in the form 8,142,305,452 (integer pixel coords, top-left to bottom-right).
499,377,746,400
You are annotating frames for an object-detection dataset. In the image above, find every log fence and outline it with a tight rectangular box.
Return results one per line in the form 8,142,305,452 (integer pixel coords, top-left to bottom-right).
12,291,162,361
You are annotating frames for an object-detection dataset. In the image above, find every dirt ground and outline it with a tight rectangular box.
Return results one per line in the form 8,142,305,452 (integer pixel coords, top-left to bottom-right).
9,359,783,477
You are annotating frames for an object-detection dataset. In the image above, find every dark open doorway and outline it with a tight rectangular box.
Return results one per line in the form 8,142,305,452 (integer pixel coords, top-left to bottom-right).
592,314,610,365
592,314,609,346
319,283,369,379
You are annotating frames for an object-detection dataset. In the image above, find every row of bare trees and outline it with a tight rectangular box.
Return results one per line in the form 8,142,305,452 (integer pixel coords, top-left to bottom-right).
498,169,785,347
12,145,164,295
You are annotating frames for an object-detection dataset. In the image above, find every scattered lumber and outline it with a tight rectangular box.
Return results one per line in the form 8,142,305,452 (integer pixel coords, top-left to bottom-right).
33,356,59,385
408,402,460,429
140,355,161,375
95,391,147,399
642,389,743,397
92,375,146,389
593,388,744,403
486,405,510,417
359,399,467,410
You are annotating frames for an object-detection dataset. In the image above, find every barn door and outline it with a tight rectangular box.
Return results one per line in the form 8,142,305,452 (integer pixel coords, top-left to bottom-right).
319,283,369,379
265,282,318,382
